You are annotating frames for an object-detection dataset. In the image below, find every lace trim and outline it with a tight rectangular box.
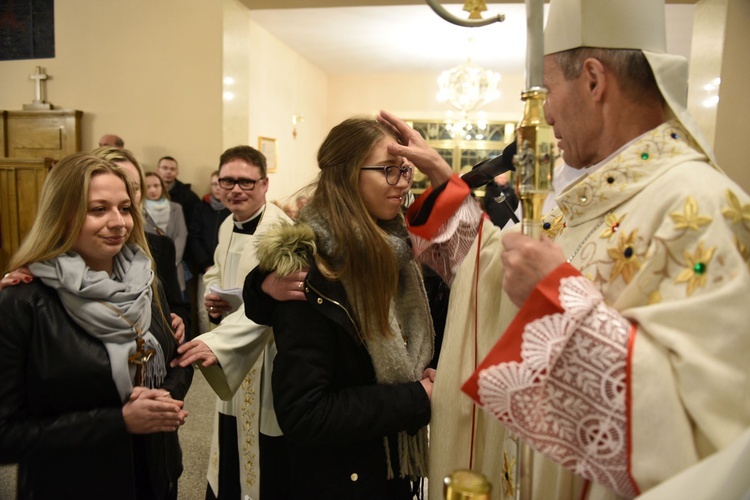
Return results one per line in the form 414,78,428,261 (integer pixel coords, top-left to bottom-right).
477,276,636,497
411,196,482,285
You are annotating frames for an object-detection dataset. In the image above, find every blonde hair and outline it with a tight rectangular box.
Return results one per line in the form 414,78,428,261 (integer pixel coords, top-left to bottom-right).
92,147,146,207
9,154,156,295
310,117,401,341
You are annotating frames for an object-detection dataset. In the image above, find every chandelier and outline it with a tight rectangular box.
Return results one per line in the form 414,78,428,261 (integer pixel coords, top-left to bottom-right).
436,59,501,113
445,110,489,140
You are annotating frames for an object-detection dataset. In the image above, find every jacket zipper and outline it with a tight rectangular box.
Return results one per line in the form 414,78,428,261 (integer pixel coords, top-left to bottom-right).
305,281,362,338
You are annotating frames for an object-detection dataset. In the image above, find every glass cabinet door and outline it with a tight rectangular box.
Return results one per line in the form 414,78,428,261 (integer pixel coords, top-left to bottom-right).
408,119,516,195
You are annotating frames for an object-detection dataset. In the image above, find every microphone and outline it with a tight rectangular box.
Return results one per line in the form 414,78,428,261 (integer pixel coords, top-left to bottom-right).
461,140,517,190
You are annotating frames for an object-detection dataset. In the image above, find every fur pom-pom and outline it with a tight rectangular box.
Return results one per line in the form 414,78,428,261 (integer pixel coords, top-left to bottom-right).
256,222,316,277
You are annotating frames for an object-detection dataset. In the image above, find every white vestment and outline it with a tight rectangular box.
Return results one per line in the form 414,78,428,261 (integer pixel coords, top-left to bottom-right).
410,121,750,500
198,202,291,500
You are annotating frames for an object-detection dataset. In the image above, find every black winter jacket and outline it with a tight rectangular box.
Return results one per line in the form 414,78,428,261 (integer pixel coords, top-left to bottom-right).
0,281,193,500
244,264,430,500
187,197,230,272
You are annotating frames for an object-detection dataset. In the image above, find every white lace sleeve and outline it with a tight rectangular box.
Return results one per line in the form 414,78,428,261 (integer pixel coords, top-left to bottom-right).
477,276,637,498
411,196,482,286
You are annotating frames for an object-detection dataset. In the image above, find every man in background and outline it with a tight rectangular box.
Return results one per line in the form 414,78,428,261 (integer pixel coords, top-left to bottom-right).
98,133,124,148
156,155,200,228
174,146,292,499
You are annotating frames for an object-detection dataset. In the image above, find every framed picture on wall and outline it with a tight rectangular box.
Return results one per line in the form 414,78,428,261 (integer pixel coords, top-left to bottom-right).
258,136,278,173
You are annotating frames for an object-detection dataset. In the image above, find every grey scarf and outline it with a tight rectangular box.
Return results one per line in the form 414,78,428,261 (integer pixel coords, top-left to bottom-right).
303,209,433,480
145,198,170,232
29,243,166,402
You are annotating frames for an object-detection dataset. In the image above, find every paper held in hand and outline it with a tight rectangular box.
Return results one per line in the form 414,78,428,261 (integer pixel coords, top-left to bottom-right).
208,284,243,314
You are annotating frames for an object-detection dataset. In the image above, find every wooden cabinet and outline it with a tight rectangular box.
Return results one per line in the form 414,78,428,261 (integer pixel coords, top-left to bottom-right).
1,109,82,160
0,109,82,271
0,158,54,272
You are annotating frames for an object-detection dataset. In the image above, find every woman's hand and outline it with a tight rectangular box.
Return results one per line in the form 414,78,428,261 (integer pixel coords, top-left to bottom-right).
261,269,309,301
0,267,33,291
122,388,188,434
420,370,436,400
170,313,185,343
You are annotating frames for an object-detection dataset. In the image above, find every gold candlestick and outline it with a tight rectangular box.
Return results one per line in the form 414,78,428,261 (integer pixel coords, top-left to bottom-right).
444,469,491,500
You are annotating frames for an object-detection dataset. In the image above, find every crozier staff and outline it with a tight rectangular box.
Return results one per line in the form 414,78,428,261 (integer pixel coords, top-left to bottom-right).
0,153,192,499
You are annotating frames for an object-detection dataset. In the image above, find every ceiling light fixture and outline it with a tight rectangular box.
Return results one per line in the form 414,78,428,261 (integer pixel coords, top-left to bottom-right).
436,58,501,113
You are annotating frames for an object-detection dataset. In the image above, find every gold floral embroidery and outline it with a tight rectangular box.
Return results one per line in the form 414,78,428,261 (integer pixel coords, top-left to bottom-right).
600,213,625,239
735,236,750,271
543,213,566,239
675,241,716,296
607,230,641,284
670,197,712,231
722,189,750,225
648,290,661,305
501,450,517,499
240,368,258,488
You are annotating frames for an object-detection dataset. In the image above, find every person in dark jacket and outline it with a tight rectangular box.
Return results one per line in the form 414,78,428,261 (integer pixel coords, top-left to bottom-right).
0,153,192,499
156,155,201,230
244,117,434,499
188,171,230,274
187,171,230,333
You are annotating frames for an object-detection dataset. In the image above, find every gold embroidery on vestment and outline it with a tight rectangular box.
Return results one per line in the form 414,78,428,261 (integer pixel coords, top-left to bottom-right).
722,189,750,227
607,230,642,284
670,197,712,231
674,241,716,296
240,368,258,487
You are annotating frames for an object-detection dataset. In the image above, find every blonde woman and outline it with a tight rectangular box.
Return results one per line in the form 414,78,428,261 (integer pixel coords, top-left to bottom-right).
0,153,191,499
0,148,191,342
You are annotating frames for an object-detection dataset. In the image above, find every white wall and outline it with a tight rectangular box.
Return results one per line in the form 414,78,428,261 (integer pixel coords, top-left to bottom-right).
238,12,329,204
0,0,223,195
327,72,526,127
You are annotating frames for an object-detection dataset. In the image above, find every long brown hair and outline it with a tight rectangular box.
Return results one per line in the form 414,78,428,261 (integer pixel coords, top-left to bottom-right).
309,117,401,340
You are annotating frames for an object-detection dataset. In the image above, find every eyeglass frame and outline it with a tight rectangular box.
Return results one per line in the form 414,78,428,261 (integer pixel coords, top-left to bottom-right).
359,165,414,186
217,176,266,191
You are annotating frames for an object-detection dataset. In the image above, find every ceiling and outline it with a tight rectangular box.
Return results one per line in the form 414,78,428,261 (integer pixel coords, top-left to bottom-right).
245,2,696,77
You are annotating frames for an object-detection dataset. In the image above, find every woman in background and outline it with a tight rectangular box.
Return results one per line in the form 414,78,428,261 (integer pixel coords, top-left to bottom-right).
144,171,188,297
0,153,191,499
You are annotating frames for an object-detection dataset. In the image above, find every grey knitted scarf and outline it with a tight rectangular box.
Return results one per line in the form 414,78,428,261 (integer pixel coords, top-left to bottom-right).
29,243,166,402
303,209,434,480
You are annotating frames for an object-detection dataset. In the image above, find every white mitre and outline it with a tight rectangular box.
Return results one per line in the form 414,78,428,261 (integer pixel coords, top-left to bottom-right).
543,0,717,166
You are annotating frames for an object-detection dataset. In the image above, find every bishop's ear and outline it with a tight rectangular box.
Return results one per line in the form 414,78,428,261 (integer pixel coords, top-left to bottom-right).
581,58,607,101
